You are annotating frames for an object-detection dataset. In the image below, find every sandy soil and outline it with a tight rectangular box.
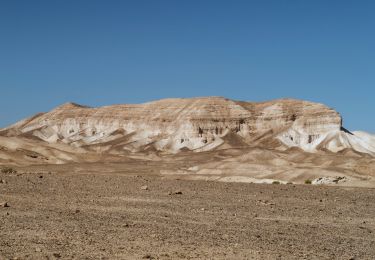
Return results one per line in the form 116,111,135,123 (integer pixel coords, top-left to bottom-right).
1,162,375,259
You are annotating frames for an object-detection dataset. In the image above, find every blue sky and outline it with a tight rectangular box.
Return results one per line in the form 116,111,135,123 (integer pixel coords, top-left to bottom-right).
1,1,374,132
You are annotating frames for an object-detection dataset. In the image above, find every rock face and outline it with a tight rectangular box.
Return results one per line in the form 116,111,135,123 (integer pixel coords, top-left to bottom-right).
1,97,374,156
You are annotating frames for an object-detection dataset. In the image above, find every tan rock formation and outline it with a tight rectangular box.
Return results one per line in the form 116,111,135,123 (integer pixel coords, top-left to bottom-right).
0,97,374,156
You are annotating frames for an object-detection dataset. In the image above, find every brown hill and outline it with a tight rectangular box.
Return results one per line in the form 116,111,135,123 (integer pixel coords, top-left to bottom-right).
1,97,374,187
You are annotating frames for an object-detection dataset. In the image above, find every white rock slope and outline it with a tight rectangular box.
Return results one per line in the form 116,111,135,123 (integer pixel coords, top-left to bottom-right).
1,97,374,156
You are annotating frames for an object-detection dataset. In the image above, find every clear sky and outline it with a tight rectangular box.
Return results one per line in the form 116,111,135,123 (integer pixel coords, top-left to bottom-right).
1,1,374,132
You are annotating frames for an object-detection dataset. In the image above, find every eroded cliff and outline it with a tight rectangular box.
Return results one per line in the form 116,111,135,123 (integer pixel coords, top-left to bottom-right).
1,97,374,155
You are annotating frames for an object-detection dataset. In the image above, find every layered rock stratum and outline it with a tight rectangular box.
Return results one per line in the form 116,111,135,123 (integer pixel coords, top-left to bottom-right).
1,97,374,155
1,97,374,187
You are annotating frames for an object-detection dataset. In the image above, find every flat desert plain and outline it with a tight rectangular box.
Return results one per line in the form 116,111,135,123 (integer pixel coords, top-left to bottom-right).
1,160,374,260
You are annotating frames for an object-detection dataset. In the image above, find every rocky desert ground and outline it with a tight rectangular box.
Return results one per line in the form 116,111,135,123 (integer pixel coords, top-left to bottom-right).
1,160,375,260
1,97,375,259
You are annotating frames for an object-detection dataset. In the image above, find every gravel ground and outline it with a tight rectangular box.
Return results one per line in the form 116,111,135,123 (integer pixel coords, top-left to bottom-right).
0,165,375,259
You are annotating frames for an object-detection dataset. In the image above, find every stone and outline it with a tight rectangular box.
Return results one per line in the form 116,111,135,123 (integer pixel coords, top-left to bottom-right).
168,191,182,195
312,176,348,185
140,185,148,191
53,253,62,258
3,97,374,156
0,202,9,207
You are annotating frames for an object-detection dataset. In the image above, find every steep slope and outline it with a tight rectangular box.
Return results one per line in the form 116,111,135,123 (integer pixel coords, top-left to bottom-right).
0,97,373,156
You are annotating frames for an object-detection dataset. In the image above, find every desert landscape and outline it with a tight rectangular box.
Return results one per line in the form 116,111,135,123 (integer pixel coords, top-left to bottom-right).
1,97,375,259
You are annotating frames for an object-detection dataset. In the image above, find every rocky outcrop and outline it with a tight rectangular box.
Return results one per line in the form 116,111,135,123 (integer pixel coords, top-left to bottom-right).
1,97,374,156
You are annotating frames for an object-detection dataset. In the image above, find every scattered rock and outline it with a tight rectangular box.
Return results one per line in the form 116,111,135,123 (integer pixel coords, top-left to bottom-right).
312,176,347,185
0,179,6,184
53,253,62,258
188,166,199,171
168,190,182,195
0,202,9,208
140,185,149,191
1,167,17,174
